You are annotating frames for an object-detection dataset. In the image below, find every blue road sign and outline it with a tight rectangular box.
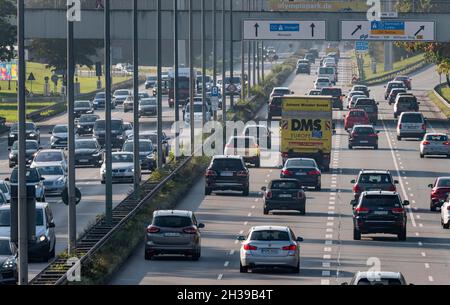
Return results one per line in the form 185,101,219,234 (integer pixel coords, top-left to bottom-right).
355,41,369,52
371,21,405,34
211,86,219,97
269,24,300,32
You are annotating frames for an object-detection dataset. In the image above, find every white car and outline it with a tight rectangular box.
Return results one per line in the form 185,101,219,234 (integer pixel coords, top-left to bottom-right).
347,91,366,108
100,152,138,184
441,194,450,228
31,149,68,172
184,102,211,125
35,164,67,196
396,112,426,141
314,77,332,90
349,94,367,109
113,89,132,106
420,133,450,158
317,66,336,84
343,271,408,285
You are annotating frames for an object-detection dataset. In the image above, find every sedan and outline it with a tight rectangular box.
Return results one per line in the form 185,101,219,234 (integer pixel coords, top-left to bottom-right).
31,149,68,172
280,158,321,191
428,177,450,211
0,181,11,203
8,122,40,146
8,140,40,168
238,226,303,273
122,139,156,171
343,271,408,285
139,98,157,117
420,133,450,158
76,114,99,135
75,138,103,167
262,179,306,215
314,77,332,90
35,165,67,196
74,100,93,117
50,124,68,149
348,125,379,150
100,152,138,184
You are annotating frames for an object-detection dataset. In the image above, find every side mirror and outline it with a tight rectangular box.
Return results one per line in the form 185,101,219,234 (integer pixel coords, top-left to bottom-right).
403,200,410,206
341,282,349,286
376,131,380,134
8,148,11,151
47,222,56,229
237,236,246,241
4,178,9,182
428,184,434,188
198,223,205,229
351,179,356,184
296,237,304,242
40,177,45,181
394,180,399,184
261,186,267,192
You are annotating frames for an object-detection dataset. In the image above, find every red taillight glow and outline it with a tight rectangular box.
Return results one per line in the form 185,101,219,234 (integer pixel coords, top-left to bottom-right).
297,191,304,199
266,191,273,199
308,170,321,175
447,206,450,211
183,227,198,234
281,169,293,177
146,226,160,234
237,171,248,177
388,185,397,192
398,124,402,129
353,184,361,194
351,133,358,138
443,142,450,146
355,207,369,214
282,244,297,251
392,208,404,214
244,244,257,251
205,170,217,177
368,133,378,138
422,141,430,145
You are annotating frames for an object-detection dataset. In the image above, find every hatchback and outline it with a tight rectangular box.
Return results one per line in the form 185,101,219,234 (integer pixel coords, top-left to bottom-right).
351,170,398,202
420,133,450,158
397,112,426,140
344,109,369,130
344,271,408,285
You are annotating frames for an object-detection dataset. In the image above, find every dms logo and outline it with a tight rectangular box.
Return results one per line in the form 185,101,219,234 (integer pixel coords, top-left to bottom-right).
291,119,322,132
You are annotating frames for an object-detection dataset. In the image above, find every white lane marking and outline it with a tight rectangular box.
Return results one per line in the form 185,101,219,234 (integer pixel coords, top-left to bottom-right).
421,252,426,257
321,279,330,285
322,271,331,277
327,222,334,226
328,217,334,221
425,263,430,269
254,198,258,202
416,232,420,237
229,250,235,255
224,261,229,267
326,228,333,233
324,247,332,252
329,201,335,205
247,213,252,217
251,205,255,209
244,221,248,226
325,234,333,239
217,274,223,280
428,276,434,282
323,254,331,260
328,206,335,210
419,223,423,228
239,230,244,235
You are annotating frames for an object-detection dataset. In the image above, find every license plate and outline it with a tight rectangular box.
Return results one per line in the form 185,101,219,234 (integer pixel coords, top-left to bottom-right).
262,249,278,254
374,211,388,215
79,159,89,163
279,194,292,198
164,233,181,237
296,172,307,176
360,141,369,143
221,172,233,177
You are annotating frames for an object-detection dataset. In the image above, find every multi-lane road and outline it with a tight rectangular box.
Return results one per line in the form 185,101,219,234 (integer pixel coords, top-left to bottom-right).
110,50,450,285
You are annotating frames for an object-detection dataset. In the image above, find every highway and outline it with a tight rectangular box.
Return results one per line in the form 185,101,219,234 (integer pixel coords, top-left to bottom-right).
110,50,450,285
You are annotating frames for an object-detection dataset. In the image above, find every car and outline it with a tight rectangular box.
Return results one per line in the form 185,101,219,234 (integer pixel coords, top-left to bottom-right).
139,92,151,99
351,170,398,202
296,59,310,66
388,88,407,105
296,62,310,74
182,96,213,118
224,136,261,167
92,92,106,110
262,179,306,215
352,191,409,241
100,152,137,184
139,98,157,117
396,112,426,140
384,81,406,100
196,75,213,93
8,122,40,146
350,85,370,97
122,139,157,171
242,124,272,149
0,202,56,262
308,89,322,96
394,94,420,118
320,87,344,110
93,119,126,149
145,75,157,89
238,226,303,273
144,210,204,260
0,237,18,284
8,140,40,168
348,125,379,150
344,109,369,131
394,75,412,90
35,164,67,196
76,114,99,135
50,124,68,149
123,122,134,139
440,193,450,228
0,192,7,206
31,149,68,173
113,89,131,105
204,155,250,196
268,96,282,120
343,271,408,285
74,100,93,117
128,130,171,160
317,66,336,84
429,177,450,211
314,77,332,90
223,76,242,96
75,138,103,167
420,133,450,158
269,87,293,100
0,181,11,203
349,94,367,109
7,166,46,203
123,96,136,113
184,102,211,125
309,48,319,59
280,158,321,191
347,91,366,107
353,98,379,124
304,52,315,64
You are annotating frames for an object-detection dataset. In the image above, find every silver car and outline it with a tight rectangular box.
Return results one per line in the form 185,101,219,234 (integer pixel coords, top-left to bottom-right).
35,164,67,196
100,152,137,184
343,271,408,285
420,133,450,158
239,226,303,273
0,181,11,203
0,237,17,284
50,124,68,149
145,210,205,260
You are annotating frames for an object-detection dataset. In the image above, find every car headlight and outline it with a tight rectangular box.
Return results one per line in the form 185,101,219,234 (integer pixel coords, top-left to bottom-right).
55,177,65,186
146,153,156,160
101,168,106,174
92,152,101,157
2,258,15,269
38,235,47,242
29,133,36,137
127,168,134,173
9,153,14,159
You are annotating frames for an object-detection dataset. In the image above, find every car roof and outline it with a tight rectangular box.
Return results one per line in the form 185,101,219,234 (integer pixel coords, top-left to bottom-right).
33,162,64,168
287,157,316,162
363,191,398,196
359,169,391,174
38,149,63,154
112,151,134,155
0,202,48,211
353,124,374,128
356,271,403,279
154,210,193,217
273,87,290,90
251,226,290,232
212,155,243,160
388,81,404,85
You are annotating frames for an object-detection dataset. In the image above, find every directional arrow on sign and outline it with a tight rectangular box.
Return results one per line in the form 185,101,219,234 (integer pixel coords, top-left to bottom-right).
414,25,425,36
310,23,315,37
254,23,260,38
352,25,362,36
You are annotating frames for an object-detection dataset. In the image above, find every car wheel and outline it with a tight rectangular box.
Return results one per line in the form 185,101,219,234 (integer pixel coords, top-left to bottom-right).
398,229,407,241
420,153,424,158
144,251,153,260
430,201,437,212
255,158,261,168
243,187,250,197
204,187,212,195
353,228,361,240
240,262,248,273
397,136,401,141
292,261,300,273
101,180,105,184
374,145,378,150
192,250,201,261
263,207,269,215
50,243,56,258
299,207,306,215
315,184,321,192
348,145,353,150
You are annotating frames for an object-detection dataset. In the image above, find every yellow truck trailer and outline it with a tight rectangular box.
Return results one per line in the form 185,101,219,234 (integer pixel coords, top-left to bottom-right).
280,96,333,172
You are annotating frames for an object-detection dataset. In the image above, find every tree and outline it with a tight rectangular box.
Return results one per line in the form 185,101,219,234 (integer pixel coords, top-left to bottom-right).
29,39,102,72
0,0,16,62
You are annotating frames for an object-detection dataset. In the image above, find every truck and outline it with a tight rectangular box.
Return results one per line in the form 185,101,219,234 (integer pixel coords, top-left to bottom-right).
280,96,333,172
168,68,197,108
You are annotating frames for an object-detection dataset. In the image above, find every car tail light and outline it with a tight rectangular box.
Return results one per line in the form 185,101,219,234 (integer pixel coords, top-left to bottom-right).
353,184,361,194
368,133,378,138
146,226,160,234
388,185,397,192
351,133,358,138
265,191,273,199
205,169,217,177
443,142,450,146
355,207,369,214
447,206,450,211
297,191,304,199
183,226,198,234
392,208,405,214
237,171,248,177
281,169,293,177
308,170,321,175
244,244,257,251
422,141,430,145
282,244,297,251
398,124,402,129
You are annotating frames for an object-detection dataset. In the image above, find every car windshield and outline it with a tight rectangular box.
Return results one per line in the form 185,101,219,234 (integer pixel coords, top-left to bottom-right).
95,92,106,99
426,135,448,142
139,93,150,99
437,179,450,187
153,216,192,228
0,208,44,227
37,166,64,176
353,127,375,134
147,76,157,82
286,159,316,167
35,151,62,162
319,67,334,74
115,90,129,96
76,140,98,149
185,104,203,113
349,111,366,117
211,159,244,171
273,89,291,95
75,101,91,108
0,240,13,256
270,181,301,189
123,141,153,152
224,77,241,84
140,99,156,106
355,104,375,112
398,97,417,105
317,78,330,83
79,115,98,123
390,83,404,89
250,230,290,241
0,183,9,194
95,120,123,130
53,125,68,133
12,141,38,150
359,174,392,184
354,87,367,92
11,123,35,132
360,195,402,208
357,278,403,285
401,114,423,123
321,88,342,96
10,168,41,184
228,137,257,148
111,154,133,163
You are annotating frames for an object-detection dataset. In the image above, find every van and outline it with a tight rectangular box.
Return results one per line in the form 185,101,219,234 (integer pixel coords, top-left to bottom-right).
318,66,336,84
397,112,426,140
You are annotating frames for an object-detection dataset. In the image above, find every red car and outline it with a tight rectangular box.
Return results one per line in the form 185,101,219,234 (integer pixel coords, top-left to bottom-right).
428,177,450,211
394,75,412,90
344,109,369,130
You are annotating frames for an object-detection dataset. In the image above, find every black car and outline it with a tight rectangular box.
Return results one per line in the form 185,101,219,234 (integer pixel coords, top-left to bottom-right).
74,138,103,167
262,179,306,215
8,122,40,146
93,119,126,149
268,97,282,120
351,85,370,98
352,191,409,241
320,88,344,110
74,100,94,118
296,63,311,74
8,140,40,168
0,238,18,285
348,125,379,150
204,156,250,196
353,98,379,124
280,158,321,191
76,114,100,135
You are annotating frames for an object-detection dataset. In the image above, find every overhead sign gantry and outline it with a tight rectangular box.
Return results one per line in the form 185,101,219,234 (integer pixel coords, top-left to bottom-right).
243,20,326,40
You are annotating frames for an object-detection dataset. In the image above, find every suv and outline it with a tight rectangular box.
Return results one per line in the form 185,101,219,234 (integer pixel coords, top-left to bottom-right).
113,89,131,105
93,119,126,148
204,155,250,196
388,88,407,105
353,98,379,124
348,125,379,150
224,136,261,167
352,191,409,241
145,210,204,260
396,112,426,140
296,62,310,74
351,85,370,97
320,87,344,110
351,170,398,202
394,94,419,118
384,81,406,100
8,122,40,147
8,166,46,202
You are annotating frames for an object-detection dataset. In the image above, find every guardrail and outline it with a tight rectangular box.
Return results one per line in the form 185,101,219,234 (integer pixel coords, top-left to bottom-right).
30,155,193,285
433,83,450,111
